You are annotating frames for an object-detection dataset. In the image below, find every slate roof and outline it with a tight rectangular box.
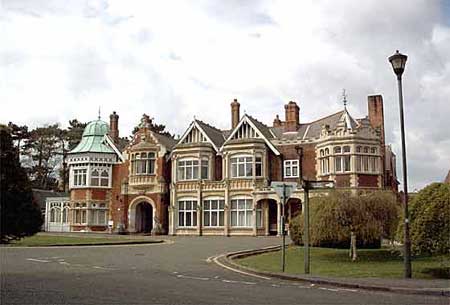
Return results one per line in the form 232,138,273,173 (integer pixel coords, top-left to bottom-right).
246,115,274,139
195,120,226,148
269,111,346,140
32,189,69,211
152,132,177,150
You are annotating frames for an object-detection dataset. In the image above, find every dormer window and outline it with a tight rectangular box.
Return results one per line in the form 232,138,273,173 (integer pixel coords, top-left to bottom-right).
131,152,156,175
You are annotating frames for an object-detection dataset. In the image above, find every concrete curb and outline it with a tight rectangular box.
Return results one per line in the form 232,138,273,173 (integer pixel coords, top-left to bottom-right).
216,246,450,297
2,240,166,248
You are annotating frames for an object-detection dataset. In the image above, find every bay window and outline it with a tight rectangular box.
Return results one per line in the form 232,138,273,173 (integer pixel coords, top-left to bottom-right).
334,146,351,173
131,152,156,175
178,200,197,227
178,158,209,180
203,199,225,227
73,168,87,186
230,154,263,178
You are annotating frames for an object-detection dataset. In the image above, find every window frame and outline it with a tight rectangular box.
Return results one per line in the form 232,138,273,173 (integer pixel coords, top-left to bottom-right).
230,198,253,228
178,199,198,228
230,155,254,178
284,159,299,178
203,198,225,227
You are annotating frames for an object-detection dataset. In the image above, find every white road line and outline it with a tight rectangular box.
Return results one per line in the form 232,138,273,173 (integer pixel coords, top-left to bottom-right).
319,287,340,292
206,255,216,263
176,275,209,281
26,258,50,263
59,262,70,265
338,288,358,292
212,255,271,280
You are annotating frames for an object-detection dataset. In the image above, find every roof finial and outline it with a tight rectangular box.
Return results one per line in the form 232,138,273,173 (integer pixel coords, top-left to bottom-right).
98,106,101,120
342,89,348,109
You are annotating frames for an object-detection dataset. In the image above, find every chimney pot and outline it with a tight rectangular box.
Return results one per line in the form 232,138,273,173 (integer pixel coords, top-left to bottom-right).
231,99,240,129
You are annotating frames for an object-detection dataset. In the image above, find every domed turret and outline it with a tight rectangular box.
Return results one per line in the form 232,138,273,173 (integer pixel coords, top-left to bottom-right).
69,119,114,154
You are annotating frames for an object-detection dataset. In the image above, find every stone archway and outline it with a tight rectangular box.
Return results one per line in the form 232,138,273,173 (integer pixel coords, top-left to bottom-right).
128,196,156,233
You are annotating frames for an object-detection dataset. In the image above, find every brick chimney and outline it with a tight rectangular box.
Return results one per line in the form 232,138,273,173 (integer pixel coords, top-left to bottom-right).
284,101,300,132
109,111,119,144
368,95,385,145
273,114,283,127
231,99,240,129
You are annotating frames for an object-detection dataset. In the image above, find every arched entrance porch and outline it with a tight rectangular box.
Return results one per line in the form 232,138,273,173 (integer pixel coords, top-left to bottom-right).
128,196,156,233
256,198,279,236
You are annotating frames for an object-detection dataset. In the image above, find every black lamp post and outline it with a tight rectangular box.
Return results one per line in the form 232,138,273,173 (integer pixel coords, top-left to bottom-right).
388,50,412,278
295,145,310,274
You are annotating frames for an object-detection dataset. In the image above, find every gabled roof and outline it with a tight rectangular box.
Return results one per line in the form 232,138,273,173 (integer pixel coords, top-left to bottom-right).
174,119,224,152
221,114,280,155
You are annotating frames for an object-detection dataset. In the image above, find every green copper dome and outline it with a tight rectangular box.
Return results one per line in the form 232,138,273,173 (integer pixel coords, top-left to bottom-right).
82,120,110,136
69,119,115,154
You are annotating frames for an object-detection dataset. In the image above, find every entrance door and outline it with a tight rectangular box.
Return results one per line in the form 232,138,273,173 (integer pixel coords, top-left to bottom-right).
268,201,278,235
135,202,153,233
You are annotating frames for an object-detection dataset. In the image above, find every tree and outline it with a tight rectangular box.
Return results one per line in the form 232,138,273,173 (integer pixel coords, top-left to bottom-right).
289,191,399,261
1,125,43,243
7,122,29,156
407,183,450,256
22,124,62,190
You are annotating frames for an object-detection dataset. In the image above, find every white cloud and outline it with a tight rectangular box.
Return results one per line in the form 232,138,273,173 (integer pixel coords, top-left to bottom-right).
1,0,449,189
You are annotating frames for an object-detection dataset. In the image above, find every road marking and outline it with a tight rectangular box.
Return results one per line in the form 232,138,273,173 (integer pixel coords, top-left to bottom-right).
319,287,340,292
338,288,358,292
206,255,216,263
26,258,50,263
92,266,114,270
176,274,209,281
212,255,271,280
59,262,70,265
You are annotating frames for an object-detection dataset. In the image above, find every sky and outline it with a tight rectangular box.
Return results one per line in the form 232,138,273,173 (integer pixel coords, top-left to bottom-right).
1,0,449,191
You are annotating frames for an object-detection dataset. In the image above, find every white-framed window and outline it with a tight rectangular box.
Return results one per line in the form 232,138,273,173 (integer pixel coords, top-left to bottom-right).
131,152,156,175
284,160,299,178
89,206,107,225
230,198,253,227
319,148,330,175
203,198,225,227
334,146,351,173
178,199,197,227
50,206,61,223
355,145,379,173
177,158,209,180
73,168,87,186
230,156,253,178
91,168,110,187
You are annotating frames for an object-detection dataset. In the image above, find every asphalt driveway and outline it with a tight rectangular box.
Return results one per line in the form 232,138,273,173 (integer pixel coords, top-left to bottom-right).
1,235,447,305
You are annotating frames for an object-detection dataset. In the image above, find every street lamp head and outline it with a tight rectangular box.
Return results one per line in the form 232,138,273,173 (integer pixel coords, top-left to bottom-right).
389,50,407,77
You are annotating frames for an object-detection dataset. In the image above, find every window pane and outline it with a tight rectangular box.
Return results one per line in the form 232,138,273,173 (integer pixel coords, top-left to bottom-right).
186,213,191,226
231,211,237,226
219,200,225,209
238,200,245,210
231,163,237,177
204,211,210,226
238,164,245,177
231,200,237,209
286,167,291,177
193,166,199,179
211,211,217,226
219,211,224,226
246,211,252,227
211,200,218,210
193,211,197,226
186,166,192,179
179,212,184,226
246,163,253,177
238,211,245,226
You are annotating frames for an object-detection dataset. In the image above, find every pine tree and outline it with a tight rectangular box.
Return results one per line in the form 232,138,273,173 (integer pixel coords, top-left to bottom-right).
1,125,43,243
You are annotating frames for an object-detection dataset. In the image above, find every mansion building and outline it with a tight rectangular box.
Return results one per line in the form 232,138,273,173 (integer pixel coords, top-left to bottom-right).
45,95,398,236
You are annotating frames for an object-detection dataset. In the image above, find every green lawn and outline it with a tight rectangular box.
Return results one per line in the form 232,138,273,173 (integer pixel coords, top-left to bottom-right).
237,246,450,279
4,234,161,247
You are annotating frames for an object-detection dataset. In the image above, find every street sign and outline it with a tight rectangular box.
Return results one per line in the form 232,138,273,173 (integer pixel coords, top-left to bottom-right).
304,180,334,190
271,181,298,200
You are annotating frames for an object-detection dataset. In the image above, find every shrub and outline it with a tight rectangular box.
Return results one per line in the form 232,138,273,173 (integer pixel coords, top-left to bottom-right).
289,191,399,252
407,183,450,256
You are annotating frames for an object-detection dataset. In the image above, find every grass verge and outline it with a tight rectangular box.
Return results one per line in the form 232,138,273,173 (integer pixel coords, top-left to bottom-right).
236,246,450,279
3,235,161,247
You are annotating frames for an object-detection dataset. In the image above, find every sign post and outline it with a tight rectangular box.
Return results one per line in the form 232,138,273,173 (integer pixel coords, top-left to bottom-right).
302,180,335,274
271,182,297,272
